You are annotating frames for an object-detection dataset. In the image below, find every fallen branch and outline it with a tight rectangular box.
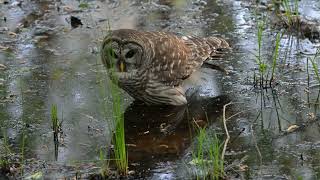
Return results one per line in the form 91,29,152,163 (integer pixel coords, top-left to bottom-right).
221,102,232,162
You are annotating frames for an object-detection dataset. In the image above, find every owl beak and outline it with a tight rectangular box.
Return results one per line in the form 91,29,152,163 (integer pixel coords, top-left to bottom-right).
119,61,125,72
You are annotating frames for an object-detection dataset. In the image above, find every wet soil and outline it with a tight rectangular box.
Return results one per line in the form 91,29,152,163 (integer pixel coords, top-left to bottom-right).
1,0,320,179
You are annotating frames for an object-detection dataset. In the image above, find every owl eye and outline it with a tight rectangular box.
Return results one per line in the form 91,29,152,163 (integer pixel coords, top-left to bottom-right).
125,50,136,58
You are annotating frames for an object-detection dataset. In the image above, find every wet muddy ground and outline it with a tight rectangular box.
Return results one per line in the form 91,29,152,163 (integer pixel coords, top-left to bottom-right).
1,0,320,179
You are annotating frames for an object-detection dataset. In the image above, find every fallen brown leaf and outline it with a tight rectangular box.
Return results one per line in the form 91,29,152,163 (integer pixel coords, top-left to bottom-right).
159,144,169,148
239,164,248,171
286,124,299,133
8,31,17,37
0,45,9,51
0,64,7,69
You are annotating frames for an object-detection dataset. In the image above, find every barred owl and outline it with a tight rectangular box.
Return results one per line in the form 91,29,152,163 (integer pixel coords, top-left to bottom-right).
101,29,229,106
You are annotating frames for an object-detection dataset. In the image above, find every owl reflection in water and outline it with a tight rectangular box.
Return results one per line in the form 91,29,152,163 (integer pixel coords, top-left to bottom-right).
100,29,230,106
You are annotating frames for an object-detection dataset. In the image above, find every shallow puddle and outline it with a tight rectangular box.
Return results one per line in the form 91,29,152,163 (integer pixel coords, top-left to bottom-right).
1,0,320,179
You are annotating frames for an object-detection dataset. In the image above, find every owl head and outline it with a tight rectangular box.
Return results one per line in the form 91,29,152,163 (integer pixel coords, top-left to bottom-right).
101,29,144,74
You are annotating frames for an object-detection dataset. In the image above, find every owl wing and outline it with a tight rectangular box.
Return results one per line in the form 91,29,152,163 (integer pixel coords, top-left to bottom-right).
149,33,195,86
182,35,230,62
149,33,229,87
181,35,230,77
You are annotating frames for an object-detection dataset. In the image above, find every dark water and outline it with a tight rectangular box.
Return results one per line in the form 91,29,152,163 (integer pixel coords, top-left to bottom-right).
1,0,320,179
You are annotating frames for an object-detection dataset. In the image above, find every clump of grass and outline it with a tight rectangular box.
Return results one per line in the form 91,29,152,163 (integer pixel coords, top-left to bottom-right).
98,147,110,177
96,34,112,177
108,74,127,175
257,21,264,66
208,133,224,179
0,131,12,172
309,48,320,84
78,2,89,9
255,20,268,87
190,126,224,179
270,32,282,83
0,158,9,171
254,19,282,88
0,132,23,176
282,0,293,23
282,0,299,15
280,0,300,27
98,21,128,175
1,131,11,156
293,0,299,15
51,104,61,135
51,104,62,161
51,104,58,133
256,20,268,76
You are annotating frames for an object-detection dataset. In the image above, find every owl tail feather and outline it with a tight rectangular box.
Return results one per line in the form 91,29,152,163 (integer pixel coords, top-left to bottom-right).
205,37,231,59
202,37,231,74
205,37,230,49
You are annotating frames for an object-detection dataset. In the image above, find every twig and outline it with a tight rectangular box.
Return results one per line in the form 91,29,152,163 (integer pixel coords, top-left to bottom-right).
226,109,249,121
250,124,262,166
221,102,232,162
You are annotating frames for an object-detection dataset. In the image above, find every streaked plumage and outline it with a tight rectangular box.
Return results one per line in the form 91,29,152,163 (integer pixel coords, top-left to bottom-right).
100,29,229,105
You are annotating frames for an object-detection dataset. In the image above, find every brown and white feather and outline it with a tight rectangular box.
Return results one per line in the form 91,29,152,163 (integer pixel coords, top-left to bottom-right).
101,29,230,105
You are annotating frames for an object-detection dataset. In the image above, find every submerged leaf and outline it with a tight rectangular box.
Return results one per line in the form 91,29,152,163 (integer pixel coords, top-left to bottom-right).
79,2,89,9
0,63,7,69
26,172,43,180
239,164,248,171
0,45,10,51
286,124,299,133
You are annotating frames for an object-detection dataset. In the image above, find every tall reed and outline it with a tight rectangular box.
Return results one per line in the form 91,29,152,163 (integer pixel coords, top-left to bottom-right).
270,32,282,82
309,48,320,84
